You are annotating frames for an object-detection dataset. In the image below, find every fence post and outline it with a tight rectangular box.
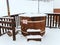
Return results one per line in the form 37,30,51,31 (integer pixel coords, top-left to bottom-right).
12,19,16,41
0,28,1,36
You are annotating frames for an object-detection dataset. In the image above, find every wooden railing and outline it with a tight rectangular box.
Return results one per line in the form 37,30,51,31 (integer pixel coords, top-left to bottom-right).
0,17,16,41
46,13,60,28
3,13,24,28
3,14,19,27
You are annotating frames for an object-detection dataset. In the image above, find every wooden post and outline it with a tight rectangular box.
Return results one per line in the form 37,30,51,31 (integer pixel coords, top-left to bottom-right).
50,15,52,28
0,28,1,36
55,15,57,27
48,15,49,27
12,19,16,41
6,0,10,16
53,15,54,27
58,16,60,28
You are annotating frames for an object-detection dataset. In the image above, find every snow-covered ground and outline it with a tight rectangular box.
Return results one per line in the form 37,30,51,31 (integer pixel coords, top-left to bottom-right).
0,0,59,45
0,27,60,45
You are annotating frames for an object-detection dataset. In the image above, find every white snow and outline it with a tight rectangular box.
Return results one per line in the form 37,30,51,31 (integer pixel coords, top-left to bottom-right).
27,29,41,32
19,13,47,17
0,28,60,45
26,35,42,39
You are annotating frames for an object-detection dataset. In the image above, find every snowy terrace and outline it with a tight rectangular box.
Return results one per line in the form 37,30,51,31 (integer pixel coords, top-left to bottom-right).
0,28,60,45
0,0,60,45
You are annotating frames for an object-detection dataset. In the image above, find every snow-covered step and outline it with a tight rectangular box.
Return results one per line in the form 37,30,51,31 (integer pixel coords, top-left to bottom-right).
26,35,42,41
27,29,41,32
26,35,42,39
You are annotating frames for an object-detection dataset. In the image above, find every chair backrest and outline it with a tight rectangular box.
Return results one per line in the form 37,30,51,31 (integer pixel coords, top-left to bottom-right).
0,17,15,35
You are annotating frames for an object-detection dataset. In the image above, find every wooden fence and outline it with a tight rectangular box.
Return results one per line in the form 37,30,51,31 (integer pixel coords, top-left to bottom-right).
0,17,16,41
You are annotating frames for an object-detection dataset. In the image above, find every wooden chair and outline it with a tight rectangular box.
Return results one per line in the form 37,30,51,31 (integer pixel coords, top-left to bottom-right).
0,17,16,41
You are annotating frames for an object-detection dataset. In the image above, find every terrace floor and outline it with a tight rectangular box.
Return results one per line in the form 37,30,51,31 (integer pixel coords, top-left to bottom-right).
0,27,60,45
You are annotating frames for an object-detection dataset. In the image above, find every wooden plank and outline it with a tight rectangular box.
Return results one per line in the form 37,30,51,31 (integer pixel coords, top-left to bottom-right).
53,15,54,27
55,15,57,27
0,28,1,36
12,19,16,41
58,16,60,28
47,15,49,27
50,15,52,28
0,26,12,30
0,21,13,24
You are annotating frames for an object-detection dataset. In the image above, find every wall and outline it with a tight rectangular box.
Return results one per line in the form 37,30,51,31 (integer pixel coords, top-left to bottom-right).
9,0,38,14
9,0,54,14
0,0,7,16
39,1,53,13
0,0,54,17
54,0,60,8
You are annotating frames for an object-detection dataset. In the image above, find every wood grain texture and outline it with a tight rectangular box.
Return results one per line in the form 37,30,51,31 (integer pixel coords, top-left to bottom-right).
20,16,46,36
54,9,60,13
54,9,60,22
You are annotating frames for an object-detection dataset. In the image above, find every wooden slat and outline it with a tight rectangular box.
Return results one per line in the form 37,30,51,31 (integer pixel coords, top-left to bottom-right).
0,17,14,19
12,19,16,40
55,15,57,27
48,15,49,27
0,26,12,30
58,16,60,28
53,15,54,27
50,15,52,28
0,21,13,24
0,28,1,36
2,28,5,34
